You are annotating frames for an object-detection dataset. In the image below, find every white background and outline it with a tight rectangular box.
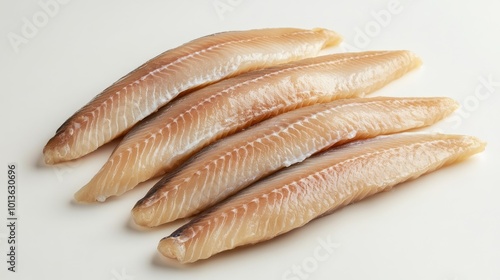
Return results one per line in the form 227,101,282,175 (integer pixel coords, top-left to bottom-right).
1,0,499,279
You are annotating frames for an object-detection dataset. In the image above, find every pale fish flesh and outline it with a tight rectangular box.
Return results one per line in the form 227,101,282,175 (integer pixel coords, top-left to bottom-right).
133,96,457,226
74,51,421,203
158,133,485,263
43,27,341,164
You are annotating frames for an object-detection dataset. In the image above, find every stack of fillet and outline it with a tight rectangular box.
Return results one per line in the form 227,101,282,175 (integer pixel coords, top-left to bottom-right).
43,28,485,263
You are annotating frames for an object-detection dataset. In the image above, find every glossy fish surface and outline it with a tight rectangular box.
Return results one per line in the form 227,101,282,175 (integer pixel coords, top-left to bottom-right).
74,51,421,203
158,133,485,263
133,96,457,226
43,27,341,164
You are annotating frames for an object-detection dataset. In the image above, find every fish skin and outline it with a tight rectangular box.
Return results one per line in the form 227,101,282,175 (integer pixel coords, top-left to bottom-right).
43,27,341,164
158,133,485,263
74,50,422,203
133,96,458,227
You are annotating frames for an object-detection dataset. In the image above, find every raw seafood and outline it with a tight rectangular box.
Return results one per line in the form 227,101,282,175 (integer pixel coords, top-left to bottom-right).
158,133,485,263
74,51,421,203
43,27,341,164
133,97,457,226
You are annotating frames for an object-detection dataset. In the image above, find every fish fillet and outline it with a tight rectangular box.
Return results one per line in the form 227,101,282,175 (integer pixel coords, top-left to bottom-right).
74,51,422,203
43,27,341,164
158,133,485,263
133,97,458,227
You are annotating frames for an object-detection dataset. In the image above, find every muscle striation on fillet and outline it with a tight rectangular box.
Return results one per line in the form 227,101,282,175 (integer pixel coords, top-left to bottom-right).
74,51,421,203
71,51,420,202
43,27,341,164
158,133,485,263
132,96,457,227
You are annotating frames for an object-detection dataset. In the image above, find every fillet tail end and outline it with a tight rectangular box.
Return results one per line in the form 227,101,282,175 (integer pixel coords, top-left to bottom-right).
158,237,187,263
313,27,343,48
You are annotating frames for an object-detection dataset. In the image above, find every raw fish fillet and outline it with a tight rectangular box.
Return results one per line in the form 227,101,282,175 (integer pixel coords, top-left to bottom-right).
133,97,457,226
74,51,421,203
43,27,341,164
158,133,485,263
